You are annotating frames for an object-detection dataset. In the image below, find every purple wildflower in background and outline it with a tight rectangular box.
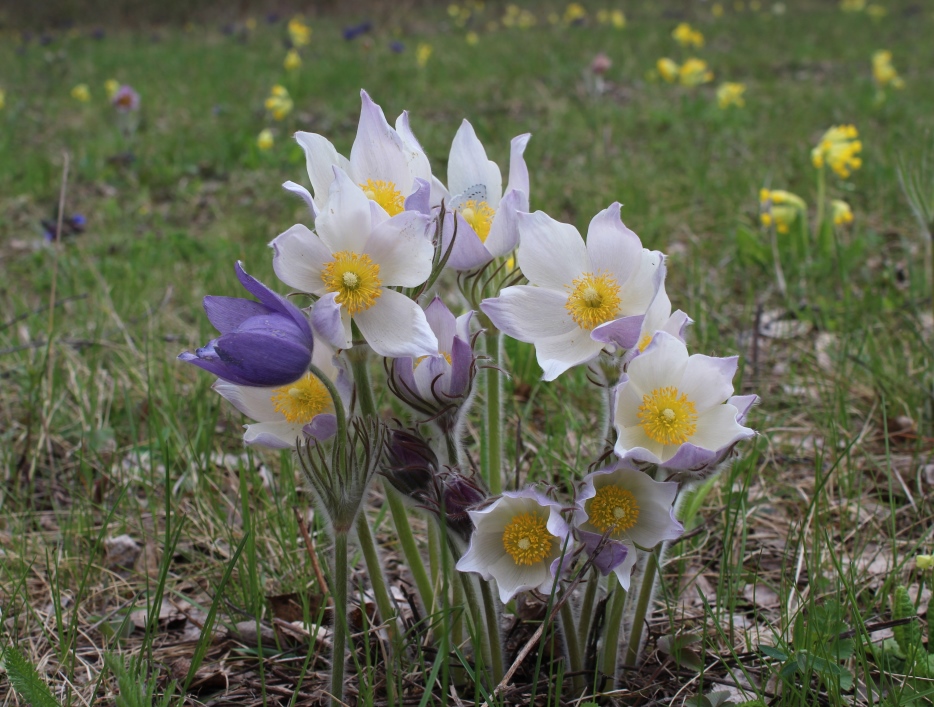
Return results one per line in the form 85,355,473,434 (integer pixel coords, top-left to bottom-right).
390,41,405,53
342,21,372,41
112,85,140,112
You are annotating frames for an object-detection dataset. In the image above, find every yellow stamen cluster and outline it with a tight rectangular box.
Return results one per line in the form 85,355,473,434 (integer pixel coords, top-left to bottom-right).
587,485,640,536
637,333,654,352
637,386,698,446
270,373,332,424
360,179,405,216
322,251,382,315
502,512,555,565
565,272,622,330
811,125,862,178
459,200,496,242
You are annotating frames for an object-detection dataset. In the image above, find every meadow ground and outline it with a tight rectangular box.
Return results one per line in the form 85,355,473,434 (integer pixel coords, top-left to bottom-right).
1,1,933,705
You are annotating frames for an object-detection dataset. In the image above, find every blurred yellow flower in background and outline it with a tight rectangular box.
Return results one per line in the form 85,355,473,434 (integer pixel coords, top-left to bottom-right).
760,188,807,234
831,199,854,226
257,129,274,151
245,17,257,31
71,84,91,102
105,79,120,99
811,125,862,178
872,50,904,90
917,555,934,570
0,88,5,110
672,22,704,48
679,58,713,86
657,58,680,83
564,2,587,24
610,10,626,27
417,43,433,68
717,82,746,108
840,0,866,10
284,49,302,71
265,85,293,121
288,17,311,47
466,31,479,45
866,4,887,20
712,3,725,16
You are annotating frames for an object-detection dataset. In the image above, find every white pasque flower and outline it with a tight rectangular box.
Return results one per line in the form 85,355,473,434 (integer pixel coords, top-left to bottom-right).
213,335,350,449
573,463,683,590
437,119,531,270
283,89,434,219
271,167,439,359
613,331,757,471
481,203,664,381
624,281,691,363
455,488,571,603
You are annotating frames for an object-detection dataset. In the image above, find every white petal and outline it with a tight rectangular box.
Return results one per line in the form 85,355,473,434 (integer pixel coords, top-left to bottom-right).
312,294,352,349
480,286,576,342
680,355,738,412
617,250,664,315
610,545,639,591
613,379,646,428
350,90,412,192
395,111,433,186
243,421,304,448
270,223,331,294
626,332,689,395
282,180,318,219
585,203,644,285
483,189,522,259
354,289,439,358
456,527,508,580
363,211,434,286
506,133,531,200
316,168,373,254
516,211,588,290
640,277,673,336
614,423,665,462
294,132,351,209
213,380,280,421
490,552,551,603
690,404,753,451
425,297,457,352
448,120,503,207
535,328,606,381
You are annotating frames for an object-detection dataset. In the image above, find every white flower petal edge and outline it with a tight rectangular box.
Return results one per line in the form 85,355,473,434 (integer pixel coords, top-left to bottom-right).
456,488,571,603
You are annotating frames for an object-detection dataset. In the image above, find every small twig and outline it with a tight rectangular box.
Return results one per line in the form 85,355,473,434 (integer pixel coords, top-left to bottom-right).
295,507,332,606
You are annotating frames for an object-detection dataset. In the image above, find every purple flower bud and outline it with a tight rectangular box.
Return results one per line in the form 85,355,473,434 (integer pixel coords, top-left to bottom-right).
441,472,487,540
179,262,314,387
382,429,438,502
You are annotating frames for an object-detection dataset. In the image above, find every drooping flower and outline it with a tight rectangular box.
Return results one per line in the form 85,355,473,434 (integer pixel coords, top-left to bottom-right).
271,168,438,359
104,79,119,99
71,84,90,102
179,262,315,387
390,297,476,430
613,332,757,473
257,128,274,150
831,199,854,226
290,90,434,220
679,58,714,86
811,125,862,178
112,85,140,112
759,188,806,234
455,488,572,603
265,85,293,121
657,58,680,83
437,120,531,270
716,82,746,109
284,49,302,71
212,332,349,448
672,22,704,48
481,204,664,381
288,16,311,47
573,463,683,588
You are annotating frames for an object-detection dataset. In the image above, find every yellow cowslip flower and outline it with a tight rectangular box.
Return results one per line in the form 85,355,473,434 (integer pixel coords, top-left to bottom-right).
416,43,433,68
466,31,480,45
717,82,746,108
71,84,90,102
0,88,5,110
811,125,862,178
245,17,257,31
657,58,680,83
872,50,904,90
265,85,293,121
564,2,586,23
502,4,519,27
672,22,704,48
288,17,311,47
448,4,461,17
917,555,934,570
831,199,853,226
840,0,866,10
712,2,725,16
679,58,713,86
866,4,886,20
105,79,120,99
257,128,274,150
610,9,626,27
284,49,302,71
517,9,536,28
760,189,806,234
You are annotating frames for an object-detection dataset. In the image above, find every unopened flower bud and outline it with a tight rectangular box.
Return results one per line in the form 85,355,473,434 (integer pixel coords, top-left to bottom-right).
441,472,487,540
382,429,437,503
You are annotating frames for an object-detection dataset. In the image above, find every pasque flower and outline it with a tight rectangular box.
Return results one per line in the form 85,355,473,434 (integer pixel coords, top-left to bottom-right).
112,85,140,112
271,168,438,358
456,488,571,603
179,262,315,387
627,282,690,361
613,332,757,473
290,90,434,220
481,203,663,381
573,463,683,589
437,120,531,270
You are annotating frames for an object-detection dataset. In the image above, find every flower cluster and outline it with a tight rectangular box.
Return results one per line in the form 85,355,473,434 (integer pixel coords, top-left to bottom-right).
265,85,293,121
672,22,704,48
760,188,806,234
811,124,862,178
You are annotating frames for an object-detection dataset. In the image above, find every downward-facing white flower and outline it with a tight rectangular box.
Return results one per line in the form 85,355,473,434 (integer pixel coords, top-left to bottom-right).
437,120,531,270
481,203,664,380
455,488,571,603
212,335,350,449
283,89,434,220
271,168,439,359
613,331,757,471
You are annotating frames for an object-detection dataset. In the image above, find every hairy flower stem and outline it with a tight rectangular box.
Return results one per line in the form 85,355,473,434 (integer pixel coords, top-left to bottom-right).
559,596,585,696
447,537,500,686
577,569,599,653
480,325,504,495
477,574,505,684
600,583,628,680
623,549,659,668
330,533,348,707
346,346,435,613
354,514,400,652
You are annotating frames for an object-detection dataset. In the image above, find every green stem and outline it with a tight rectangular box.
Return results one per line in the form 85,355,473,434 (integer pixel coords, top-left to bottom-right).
815,165,827,259
330,533,348,707
478,576,504,685
624,549,659,667
481,326,504,495
354,514,400,650
447,537,497,686
559,597,585,696
600,583,628,681
427,519,441,603
577,568,599,654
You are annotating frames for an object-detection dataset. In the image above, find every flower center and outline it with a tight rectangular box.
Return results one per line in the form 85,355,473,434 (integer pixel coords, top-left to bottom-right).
269,373,333,424
637,386,698,446
322,251,382,316
565,272,622,330
502,512,555,565
587,485,640,536
458,200,496,242
360,179,405,216
416,351,452,368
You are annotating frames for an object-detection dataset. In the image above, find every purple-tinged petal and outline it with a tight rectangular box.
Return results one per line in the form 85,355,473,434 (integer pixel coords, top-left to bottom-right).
448,335,473,398
234,262,313,347
591,314,645,349
481,286,576,342
282,180,318,219
584,203,644,284
404,177,432,215
425,296,457,352
728,395,759,424
311,293,351,349
303,413,338,441
483,188,523,259
350,90,411,190
440,210,493,271
577,528,629,576
507,133,531,201
203,296,270,334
